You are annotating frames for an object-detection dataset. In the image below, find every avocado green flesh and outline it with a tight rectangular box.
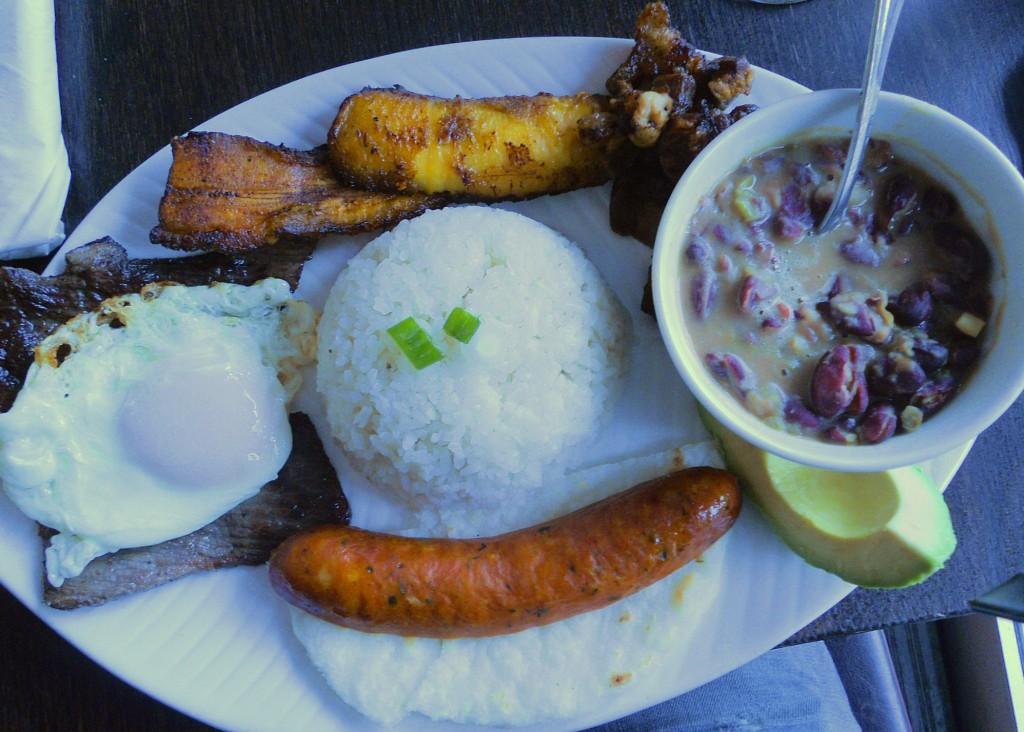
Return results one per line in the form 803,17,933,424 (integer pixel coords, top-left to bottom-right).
700,408,957,589
766,458,899,539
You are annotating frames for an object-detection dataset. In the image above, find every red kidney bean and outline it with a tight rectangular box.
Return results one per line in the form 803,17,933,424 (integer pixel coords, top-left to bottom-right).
792,162,817,186
774,214,805,241
859,402,898,444
809,344,873,418
910,371,958,416
888,283,932,326
828,298,875,336
846,375,870,418
783,397,824,430
921,273,963,306
737,274,777,312
877,173,917,231
909,334,948,373
823,424,858,444
824,292,891,342
706,352,756,395
685,238,710,263
691,268,717,318
711,223,755,255
867,352,927,397
753,239,775,261
839,237,882,267
922,272,990,315
781,183,814,224
825,273,850,299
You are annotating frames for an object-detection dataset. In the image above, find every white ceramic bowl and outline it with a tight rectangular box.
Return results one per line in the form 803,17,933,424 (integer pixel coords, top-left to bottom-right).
653,88,1024,472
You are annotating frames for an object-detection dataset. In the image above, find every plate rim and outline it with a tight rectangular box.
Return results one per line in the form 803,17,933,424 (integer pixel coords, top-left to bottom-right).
3,34,972,732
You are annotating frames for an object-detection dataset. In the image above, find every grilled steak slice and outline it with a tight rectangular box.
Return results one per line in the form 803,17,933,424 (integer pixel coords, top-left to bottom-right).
0,236,314,412
42,412,349,610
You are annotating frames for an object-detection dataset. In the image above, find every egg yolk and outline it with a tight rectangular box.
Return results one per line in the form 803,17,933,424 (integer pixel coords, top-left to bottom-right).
117,345,288,490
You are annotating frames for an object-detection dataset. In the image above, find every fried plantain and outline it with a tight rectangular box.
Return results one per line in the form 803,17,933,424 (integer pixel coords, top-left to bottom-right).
150,132,447,253
327,87,626,200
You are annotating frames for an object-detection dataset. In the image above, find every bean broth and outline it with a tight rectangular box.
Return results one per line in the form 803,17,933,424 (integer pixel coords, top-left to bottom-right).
680,137,993,445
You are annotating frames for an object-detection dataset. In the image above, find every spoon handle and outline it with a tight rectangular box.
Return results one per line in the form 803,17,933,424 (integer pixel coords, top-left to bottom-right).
816,0,905,233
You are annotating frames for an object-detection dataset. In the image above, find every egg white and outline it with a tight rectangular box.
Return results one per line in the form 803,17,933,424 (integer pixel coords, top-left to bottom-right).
0,278,317,586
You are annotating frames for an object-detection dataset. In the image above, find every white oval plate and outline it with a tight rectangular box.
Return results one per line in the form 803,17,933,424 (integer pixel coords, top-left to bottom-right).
0,37,970,731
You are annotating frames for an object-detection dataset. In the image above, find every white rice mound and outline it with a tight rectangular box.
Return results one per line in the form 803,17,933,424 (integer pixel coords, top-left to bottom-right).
316,206,631,525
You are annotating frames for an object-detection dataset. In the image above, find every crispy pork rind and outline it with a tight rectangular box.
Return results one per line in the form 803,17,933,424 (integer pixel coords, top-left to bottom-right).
150,132,448,254
602,2,758,249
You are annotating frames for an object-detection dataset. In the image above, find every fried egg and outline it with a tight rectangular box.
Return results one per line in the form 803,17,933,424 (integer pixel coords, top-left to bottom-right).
0,278,317,587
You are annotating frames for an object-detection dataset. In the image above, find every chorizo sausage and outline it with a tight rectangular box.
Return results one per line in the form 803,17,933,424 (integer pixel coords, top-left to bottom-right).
269,466,741,638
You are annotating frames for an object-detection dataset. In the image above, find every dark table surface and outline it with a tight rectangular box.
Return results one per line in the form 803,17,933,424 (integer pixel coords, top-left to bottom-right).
2,1,1023,730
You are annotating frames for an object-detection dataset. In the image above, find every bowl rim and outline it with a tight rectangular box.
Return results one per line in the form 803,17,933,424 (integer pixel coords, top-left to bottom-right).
652,88,1024,472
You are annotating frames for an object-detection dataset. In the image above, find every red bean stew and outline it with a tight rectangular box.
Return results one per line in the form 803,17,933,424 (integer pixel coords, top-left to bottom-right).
681,137,993,445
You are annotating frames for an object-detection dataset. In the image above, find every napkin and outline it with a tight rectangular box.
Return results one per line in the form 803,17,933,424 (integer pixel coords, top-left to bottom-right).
0,0,70,261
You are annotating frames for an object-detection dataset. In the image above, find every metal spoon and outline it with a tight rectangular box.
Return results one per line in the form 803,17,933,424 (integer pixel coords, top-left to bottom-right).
816,0,905,233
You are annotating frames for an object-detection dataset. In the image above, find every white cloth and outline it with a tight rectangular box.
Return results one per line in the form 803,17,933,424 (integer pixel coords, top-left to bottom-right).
0,0,70,260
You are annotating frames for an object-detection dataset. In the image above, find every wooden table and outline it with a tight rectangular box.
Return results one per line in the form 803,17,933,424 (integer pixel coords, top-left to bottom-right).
3,1,1022,729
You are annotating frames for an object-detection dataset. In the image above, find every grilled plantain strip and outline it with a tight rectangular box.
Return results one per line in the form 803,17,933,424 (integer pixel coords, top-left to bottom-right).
328,87,626,200
150,131,448,253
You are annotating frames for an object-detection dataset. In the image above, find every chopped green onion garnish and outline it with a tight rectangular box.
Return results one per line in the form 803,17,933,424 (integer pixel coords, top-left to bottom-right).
387,317,444,369
443,306,481,344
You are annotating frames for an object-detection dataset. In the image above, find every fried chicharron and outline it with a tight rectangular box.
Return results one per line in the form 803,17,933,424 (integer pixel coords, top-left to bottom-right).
150,132,448,253
605,2,757,246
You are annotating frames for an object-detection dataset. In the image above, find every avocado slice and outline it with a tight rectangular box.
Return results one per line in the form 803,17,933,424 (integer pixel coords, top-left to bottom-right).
699,407,956,589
